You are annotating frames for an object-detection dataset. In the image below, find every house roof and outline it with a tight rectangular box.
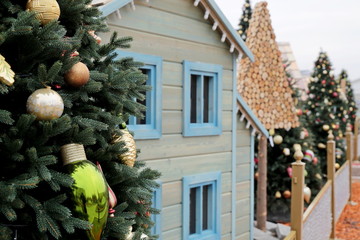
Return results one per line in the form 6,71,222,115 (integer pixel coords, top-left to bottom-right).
91,0,254,61
237,2,299,130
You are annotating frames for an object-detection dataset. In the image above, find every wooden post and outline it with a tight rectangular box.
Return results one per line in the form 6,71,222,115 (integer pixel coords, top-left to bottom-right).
327,131,336,239
354,117,359,162
256,135,267,231
290,149,304,240
346,123,353,202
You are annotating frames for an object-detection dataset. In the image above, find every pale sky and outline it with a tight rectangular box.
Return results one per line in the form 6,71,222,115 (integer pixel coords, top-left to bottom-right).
215,0,360,81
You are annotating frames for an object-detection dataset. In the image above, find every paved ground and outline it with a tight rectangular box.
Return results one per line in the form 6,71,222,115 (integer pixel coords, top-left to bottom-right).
335,181,360,240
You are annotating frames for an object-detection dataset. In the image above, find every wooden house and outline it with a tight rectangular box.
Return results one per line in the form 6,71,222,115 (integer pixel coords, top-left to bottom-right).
93,0,269,239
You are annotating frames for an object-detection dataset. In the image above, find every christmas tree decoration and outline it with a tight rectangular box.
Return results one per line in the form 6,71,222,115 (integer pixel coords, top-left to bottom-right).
273,135,283,145
304,186,311,203
322,124,330,131
283,190,291,199
303,150,314,162
275,191,281,199
269,128,275,136
113,124,136,167
287,166,293,178
26,0,60,25
296,109,303,116
283,148,290,156
64,62,90,87
254,171,259,180
96,162,118,217
61,144,109,240
88,31,102,44
293,144,302,151
237,0,252,41
304,169,308,177
0,54,15,86
317,143,326,149
335,163,340,170
313,157,318,165
315,173,322,180
26,86,64,120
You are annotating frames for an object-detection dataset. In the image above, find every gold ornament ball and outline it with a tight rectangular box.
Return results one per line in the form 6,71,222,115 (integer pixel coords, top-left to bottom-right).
269,128,275,136
283,190,291,199
317,143,326,149
26,87,64,120
64,62,90,87
273,135,283,145
303,186,311,203
322,124,330,131
26,0,60,25
254,172,259,181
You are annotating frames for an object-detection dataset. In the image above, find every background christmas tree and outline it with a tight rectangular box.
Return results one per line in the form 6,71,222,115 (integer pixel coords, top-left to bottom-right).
237,0,252,41
338,70,358,129
305,51,346,174
259,64,322,222
0,0,160,239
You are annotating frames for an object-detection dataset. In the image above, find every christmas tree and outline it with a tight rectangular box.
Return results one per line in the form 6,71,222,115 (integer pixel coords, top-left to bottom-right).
0,0,160,239
237,0,252,41
305,51,346,174
260,64,322,222
338,70,358,129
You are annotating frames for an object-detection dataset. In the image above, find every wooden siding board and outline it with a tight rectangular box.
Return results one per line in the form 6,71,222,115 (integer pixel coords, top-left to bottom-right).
222,111,233,132
107,4,228,49
163,61,182,87
135,0,206,22
162,181,182,207
99,27,233,68
236,198,250,218
236,232,251,240
236,164,251,182
236,215,251,236
222,192,232,214
162,228,182,240
222,234,231,240
162,86,182,111
144,153,232,182
223,90,233,111
136,133,232,160
236,147,251,165
236,181,251,200
162,204,182,231
223,70,234,90
222,172,232,193
221,213,232,235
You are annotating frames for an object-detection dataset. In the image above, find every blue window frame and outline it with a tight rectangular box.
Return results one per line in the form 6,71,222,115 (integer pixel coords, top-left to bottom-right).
151,182,162,239
115,50,162,139
183,172,221,240
183,61,222,137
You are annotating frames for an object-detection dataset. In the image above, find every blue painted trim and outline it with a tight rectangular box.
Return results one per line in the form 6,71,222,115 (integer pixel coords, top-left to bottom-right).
250,135,255,240
115,50,163,139
183,172,222,240
98,0,131,18
231,53,237,240
183,61,222,137
206,0,254,62
236,93,269,137
151,181,162,239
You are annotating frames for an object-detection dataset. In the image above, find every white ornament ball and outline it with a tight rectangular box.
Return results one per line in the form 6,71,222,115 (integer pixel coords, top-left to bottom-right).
273,135,283,145
26,87,64,120
283,148,290,156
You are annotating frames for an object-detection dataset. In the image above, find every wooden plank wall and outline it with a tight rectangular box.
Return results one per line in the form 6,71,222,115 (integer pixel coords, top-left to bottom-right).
236,120,252,240
99,0,252,239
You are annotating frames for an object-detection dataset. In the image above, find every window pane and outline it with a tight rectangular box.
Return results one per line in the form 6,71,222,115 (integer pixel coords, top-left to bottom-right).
202,185,209,230
190,75,198,123
190,187,197,234
203,76,211,123
136,68,150,125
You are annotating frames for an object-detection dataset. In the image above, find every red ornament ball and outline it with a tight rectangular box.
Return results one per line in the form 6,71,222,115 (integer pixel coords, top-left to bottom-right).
64,62,90,87
296,108,303,116
283,190,291,199
313,157,318,165
321,80,326,84
332,92,338,97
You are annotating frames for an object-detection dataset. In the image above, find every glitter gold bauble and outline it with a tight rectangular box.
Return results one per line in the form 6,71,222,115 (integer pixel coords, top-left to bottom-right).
113,128,136,167
275,191,281,199
26,86,64,120
64,62,90,87
26,0,60,25
0,54,15,86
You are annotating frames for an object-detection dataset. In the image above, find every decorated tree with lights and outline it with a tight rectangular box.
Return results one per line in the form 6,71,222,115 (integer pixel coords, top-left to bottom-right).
0,0,160,240
237,0,252,41
262,65,322,222
338,70,358,129
305,51,347,174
